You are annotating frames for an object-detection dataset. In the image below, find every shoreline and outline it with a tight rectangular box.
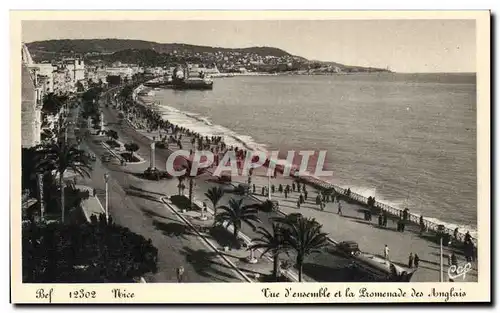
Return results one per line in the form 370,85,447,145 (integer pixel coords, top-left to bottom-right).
128,82,477,243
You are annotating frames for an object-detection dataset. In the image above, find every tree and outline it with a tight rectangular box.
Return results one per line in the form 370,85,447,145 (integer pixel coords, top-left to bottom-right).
251,223,288,281
106,130,119,141
178,159,207,211
22,218,158,283
42,93,68,116
215,198,261,248
36,141,93,223
124,142,140,160
204,186,224,226
274,215,328,282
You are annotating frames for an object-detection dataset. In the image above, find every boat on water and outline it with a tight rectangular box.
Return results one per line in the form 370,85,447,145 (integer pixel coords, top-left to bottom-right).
171,65,213,90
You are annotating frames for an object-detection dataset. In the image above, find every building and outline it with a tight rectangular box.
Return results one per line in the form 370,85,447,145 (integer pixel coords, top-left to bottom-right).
32,63,55,93
62,58,85,83
53,66,75,95
21,44,42,148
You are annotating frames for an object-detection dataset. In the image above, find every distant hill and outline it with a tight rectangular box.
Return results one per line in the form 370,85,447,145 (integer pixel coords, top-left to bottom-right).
25,39,391,73
26,39,296,59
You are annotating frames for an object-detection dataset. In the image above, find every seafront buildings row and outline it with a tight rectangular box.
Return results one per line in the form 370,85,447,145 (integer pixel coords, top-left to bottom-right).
20,44,159,148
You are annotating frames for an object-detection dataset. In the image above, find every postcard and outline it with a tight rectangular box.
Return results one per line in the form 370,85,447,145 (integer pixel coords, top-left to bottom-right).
10,10,490,304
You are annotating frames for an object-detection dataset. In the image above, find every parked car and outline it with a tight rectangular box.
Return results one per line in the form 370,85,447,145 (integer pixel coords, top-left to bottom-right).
336,241,361,257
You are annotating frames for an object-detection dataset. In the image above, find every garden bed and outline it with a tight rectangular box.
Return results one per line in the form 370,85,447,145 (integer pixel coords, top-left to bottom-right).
120,152,141,162
170,195,202,212
105,139,121,149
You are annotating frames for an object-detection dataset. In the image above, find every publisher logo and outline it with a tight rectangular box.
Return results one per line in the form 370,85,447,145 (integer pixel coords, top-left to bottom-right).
447,262,472,281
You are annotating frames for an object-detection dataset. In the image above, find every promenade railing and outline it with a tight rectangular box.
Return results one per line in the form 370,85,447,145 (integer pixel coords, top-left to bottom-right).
271,163,475,244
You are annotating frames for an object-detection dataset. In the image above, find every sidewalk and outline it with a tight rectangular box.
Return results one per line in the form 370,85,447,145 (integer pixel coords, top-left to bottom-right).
231,168,478,282
162,197,284,282
75,184,105,222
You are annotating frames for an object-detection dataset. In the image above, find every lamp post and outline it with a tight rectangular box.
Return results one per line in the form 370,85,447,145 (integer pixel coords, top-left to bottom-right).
268,174,271,201
440,236,444,282
247,242,258,264
200,201,208,221
438,228,451,282
104,173,110,223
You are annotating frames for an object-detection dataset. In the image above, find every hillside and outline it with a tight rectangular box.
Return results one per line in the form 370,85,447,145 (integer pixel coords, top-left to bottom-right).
26,39,391,73
26,39,295,59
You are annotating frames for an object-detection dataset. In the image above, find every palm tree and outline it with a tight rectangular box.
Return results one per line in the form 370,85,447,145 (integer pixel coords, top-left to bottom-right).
251,223,288,281
36,141,93,223
275,215,328,282
215,198,261,248
204,186,224,225
179,159,207,210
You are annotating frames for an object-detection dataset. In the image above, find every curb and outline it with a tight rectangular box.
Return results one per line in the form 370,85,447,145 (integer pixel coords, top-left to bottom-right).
101,141,146,165
160,197,254,283
192,198,303,282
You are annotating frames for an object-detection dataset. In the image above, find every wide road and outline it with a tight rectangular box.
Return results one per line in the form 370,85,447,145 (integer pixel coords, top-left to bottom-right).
98,94,376,282
79,91,245,283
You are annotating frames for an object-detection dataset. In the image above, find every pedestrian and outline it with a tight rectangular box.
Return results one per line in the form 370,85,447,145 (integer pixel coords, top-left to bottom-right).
271,185,275,193
408,253,413,268
384,245,390,262
451,252,458,266
176,266,185,282
464,231,471,244
261,186,265,196
278,184,283,193
454,227,459,241
304,190,308,201
414,254,419,268
284,189,288,199
337,202,343,216
299,193,304,204
297,200,301,209
292,183,296,192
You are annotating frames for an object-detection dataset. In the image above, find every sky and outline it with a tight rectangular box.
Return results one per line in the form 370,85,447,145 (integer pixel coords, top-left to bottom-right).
22,20,476,73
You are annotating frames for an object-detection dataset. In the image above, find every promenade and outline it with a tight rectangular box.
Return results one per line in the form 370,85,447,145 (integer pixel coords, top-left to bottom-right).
229,167,478,282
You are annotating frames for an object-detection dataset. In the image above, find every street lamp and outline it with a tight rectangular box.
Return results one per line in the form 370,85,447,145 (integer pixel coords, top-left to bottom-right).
438,226,451,282
268,174,272,201
200,201,208,221
104,173,110,223
247,241,258,264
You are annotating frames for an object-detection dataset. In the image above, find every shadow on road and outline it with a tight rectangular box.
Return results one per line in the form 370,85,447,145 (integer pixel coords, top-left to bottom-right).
129,185,166,197
125,189,162,203
153,220,191,239
180,246,241,282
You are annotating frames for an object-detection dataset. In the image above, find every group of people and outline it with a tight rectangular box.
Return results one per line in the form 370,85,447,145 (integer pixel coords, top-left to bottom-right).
383,244,420,269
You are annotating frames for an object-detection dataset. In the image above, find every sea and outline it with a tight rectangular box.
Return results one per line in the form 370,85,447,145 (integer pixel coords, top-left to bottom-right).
149,73,477,237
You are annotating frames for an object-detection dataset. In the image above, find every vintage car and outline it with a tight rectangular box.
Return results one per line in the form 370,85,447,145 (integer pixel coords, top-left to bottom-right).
336,241,361,257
